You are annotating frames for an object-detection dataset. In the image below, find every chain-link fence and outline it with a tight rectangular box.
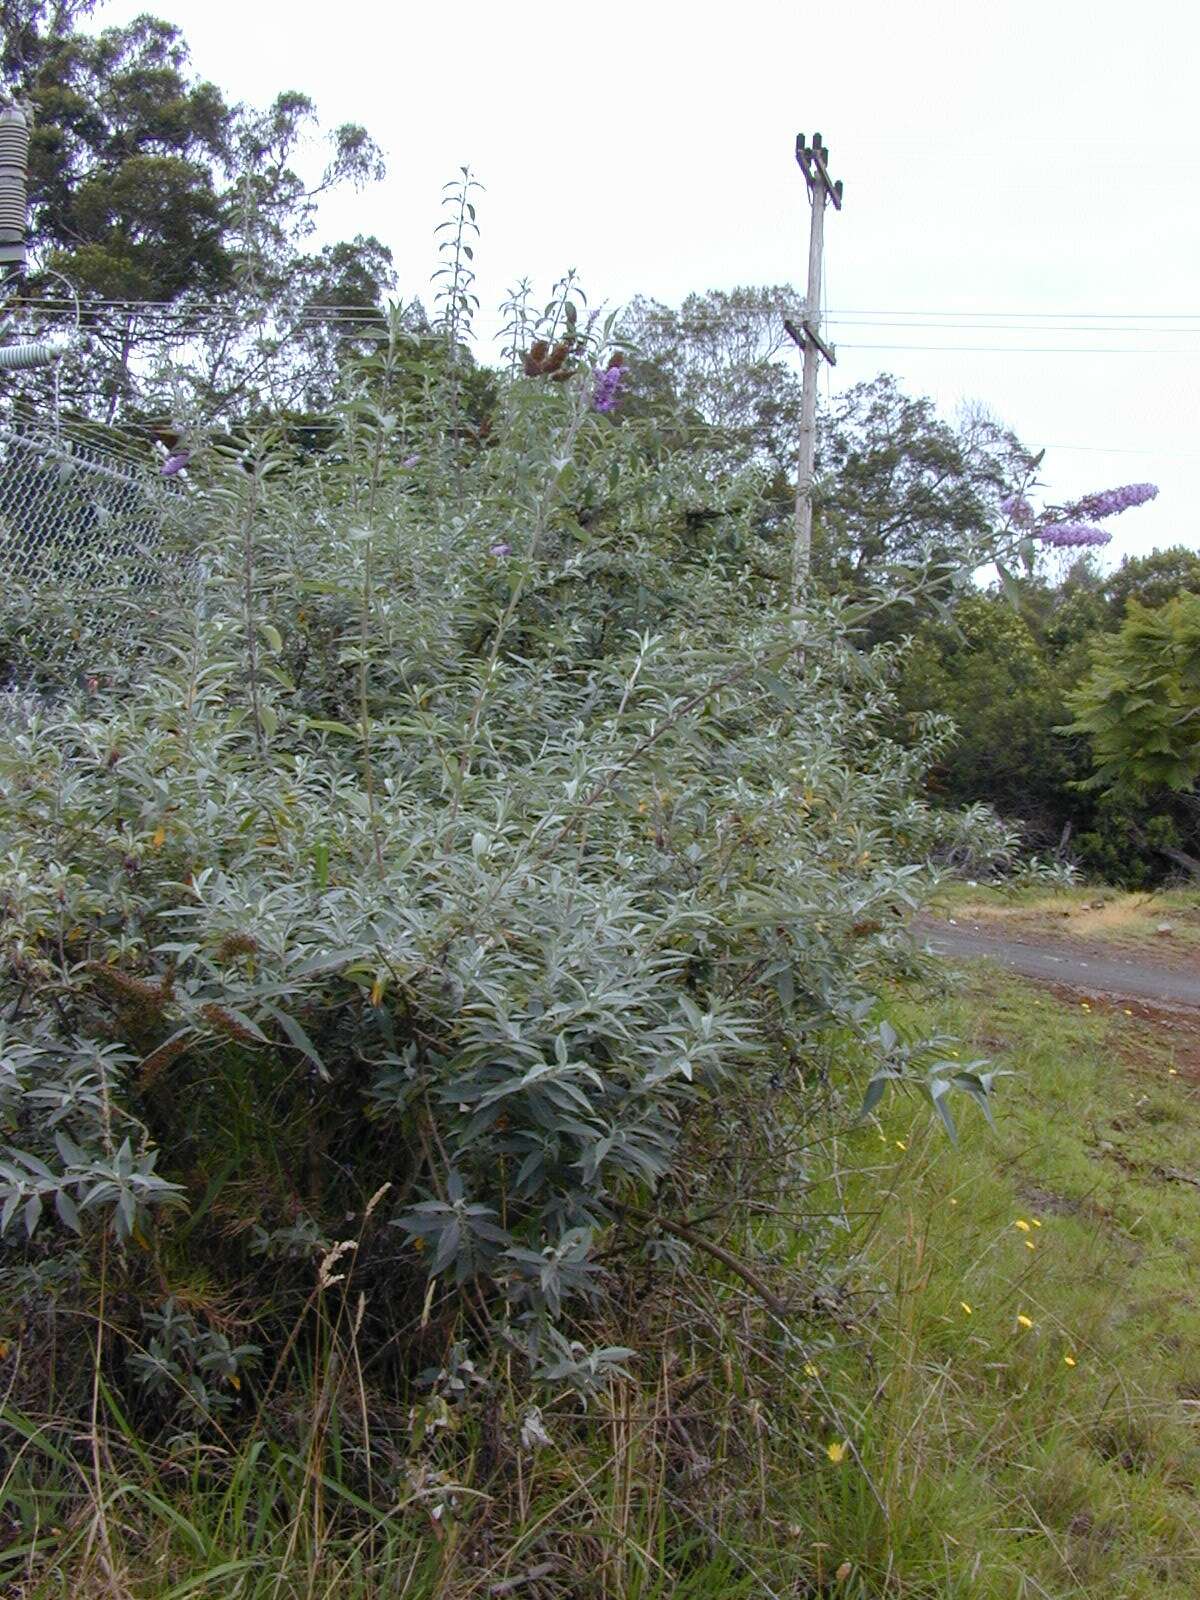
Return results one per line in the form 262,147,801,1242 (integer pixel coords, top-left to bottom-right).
0,400,184,693
1,417,164,580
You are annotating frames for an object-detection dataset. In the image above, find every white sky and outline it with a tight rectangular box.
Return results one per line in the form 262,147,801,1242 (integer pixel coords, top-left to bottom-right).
90,0,1200,566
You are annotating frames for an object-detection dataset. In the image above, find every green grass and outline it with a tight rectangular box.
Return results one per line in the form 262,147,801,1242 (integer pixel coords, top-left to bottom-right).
6,968,1200,1598
800,968,1200,1596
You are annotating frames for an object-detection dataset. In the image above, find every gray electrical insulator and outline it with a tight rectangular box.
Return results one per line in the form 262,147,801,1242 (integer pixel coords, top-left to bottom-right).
0,100,33,273
0,332,72,369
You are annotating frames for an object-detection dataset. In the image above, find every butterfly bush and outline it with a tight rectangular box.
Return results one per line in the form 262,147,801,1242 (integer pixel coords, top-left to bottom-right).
998,493,1034,527
1071,483,1158,520
1038,522,1113,549
591,362,626,413
1001,480,1160,550
0,346,999,1404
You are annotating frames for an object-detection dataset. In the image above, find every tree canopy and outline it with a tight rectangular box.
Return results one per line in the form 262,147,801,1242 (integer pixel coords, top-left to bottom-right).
1,0,393,419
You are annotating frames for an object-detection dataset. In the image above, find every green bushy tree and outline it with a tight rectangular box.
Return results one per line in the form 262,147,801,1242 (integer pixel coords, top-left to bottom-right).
0,310,999,1430
1064,594,1200,877
895,591,1087,836
1103,545,1200,619
2,0,391,418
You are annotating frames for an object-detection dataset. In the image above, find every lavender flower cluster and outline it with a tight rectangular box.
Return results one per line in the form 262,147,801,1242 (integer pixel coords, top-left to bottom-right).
1037,522,1112,549
1069,482,1158,520
592,364,626,414
1008,480,1160,550
999,493,1034,526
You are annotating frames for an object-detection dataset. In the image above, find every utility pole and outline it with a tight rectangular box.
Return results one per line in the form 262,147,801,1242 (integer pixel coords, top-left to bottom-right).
786,132,842,601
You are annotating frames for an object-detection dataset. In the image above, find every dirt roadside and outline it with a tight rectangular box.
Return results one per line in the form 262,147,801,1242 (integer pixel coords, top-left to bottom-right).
917,915,1200,1009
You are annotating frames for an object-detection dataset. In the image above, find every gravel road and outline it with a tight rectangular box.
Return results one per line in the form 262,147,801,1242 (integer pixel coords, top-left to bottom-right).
920,919,1200,1008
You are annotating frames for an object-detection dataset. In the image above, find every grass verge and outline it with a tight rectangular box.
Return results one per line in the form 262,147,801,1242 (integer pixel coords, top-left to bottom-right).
806,966,1200,1596
929,881,1200,955
4,966,1200,1597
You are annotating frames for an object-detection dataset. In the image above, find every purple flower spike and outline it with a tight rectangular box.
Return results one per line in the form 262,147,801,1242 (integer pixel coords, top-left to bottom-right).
592,364,626,414
489,542,512,558
1038,523,1113,549
999,493,1034,526
1069,482,1158,520
402,454,420,469
160,450,190,477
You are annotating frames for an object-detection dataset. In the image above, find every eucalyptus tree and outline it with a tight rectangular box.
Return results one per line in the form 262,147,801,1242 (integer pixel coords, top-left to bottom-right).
1,0,391,419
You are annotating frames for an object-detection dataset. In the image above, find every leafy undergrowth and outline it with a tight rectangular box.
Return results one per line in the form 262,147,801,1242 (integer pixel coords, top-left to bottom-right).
801,968,1200,1597
5,969,1200,1597
932,881,1200,955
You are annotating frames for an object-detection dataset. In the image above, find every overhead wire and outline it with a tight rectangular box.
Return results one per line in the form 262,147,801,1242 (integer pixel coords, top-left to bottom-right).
834,342,1200,355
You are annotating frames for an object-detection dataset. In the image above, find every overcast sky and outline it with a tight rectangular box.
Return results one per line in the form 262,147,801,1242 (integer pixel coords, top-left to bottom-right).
91,0,1200,566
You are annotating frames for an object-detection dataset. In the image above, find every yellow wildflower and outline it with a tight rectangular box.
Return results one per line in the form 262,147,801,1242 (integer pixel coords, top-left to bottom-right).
1031,1218,1043,1228
826,1440,847,1464
1063,1354,1076,1367
1013,1219,1032,1232
1016,1314,1034,1330
804,1362,820,1378
895,1140,907,1151
960,1302,972,1316
1025,1239,1036,1250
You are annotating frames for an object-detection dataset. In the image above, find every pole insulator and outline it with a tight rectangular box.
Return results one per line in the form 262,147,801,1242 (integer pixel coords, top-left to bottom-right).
0,334,72,370
0,101,33,271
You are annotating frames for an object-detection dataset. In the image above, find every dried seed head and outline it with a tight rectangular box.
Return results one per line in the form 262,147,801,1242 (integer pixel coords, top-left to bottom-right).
138,1033,191,1089
199,1003,261,1045
523,340,550,376
544,339,571,374
86,962,168,1011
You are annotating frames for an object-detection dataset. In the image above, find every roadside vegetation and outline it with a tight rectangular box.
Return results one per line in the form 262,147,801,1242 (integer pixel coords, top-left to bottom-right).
3,8,1200,1598
931,882,1200,956
5,966,1199,1598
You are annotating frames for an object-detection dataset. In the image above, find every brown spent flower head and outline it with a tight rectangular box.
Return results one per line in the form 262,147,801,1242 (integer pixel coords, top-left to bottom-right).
138,1033,192,1089
543,339,571,374
523,338,577,380
523,340,550,377
200,1003,262,1045
215,932,259,962
86,962,170,1012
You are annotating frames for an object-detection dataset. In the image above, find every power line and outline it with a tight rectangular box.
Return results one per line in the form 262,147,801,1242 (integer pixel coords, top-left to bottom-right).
12,294,1200,328
826,319,1200,334
836,342,1200,355
825,308,1200,320
1046,442,1200,461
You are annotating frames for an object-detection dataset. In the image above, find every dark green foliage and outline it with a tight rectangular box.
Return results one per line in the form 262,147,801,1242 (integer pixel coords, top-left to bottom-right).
6,5,234,300
1062,596,1200,879
896,592,1086,834
3,1,391,420
1103,544,1200,619
1065,594,1200,794
896,557,1200,885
